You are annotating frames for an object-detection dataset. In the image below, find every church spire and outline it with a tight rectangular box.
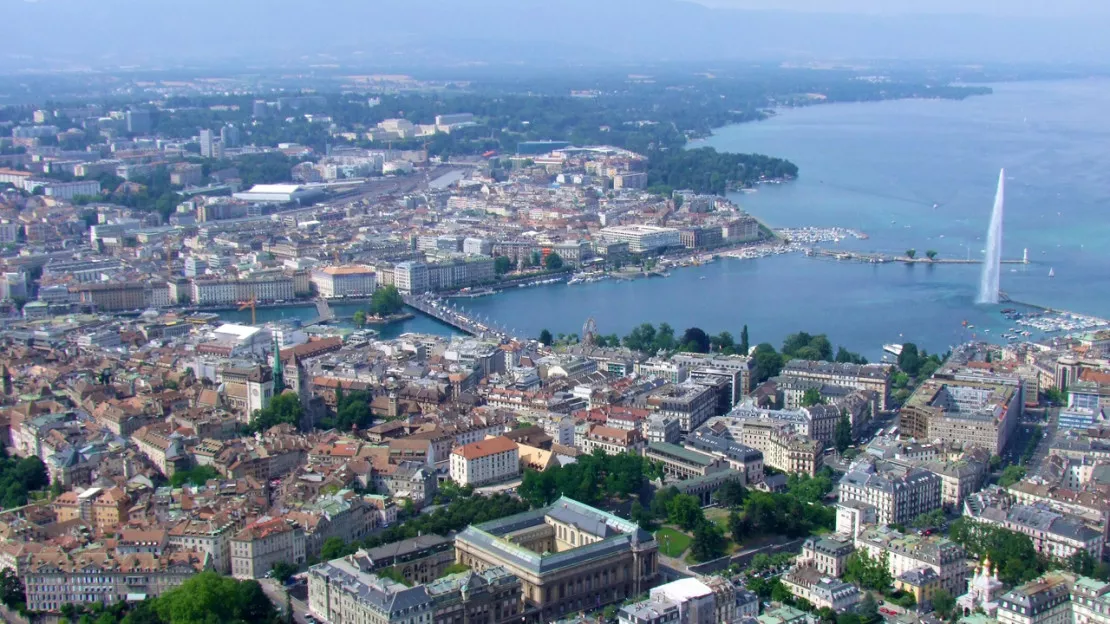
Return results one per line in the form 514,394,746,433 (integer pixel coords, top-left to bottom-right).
272,335,285,394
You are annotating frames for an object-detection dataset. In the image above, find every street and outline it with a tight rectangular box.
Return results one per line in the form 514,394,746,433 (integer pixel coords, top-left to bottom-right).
260,578,311,624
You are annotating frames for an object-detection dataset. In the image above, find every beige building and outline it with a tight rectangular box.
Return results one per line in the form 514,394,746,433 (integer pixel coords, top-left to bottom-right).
309,551,522,624
454,496,659,621
781,565,862,612
230,516,306,579
690,416,822,476
854,525,967,597
310,265,377,299
900,379,1022,454
23,546,209,613
799,535,855,578
450,436,520,487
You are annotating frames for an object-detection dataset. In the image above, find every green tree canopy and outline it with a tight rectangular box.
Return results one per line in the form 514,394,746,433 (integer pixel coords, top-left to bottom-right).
369,285,404,317
251,393,303,432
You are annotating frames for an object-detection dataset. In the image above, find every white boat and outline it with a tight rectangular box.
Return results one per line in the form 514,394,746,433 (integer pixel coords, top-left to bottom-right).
883,344,904,356
1049,268,1055,277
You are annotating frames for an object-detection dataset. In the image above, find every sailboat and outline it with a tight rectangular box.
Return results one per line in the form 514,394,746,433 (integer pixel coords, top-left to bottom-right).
1048,268,1055,278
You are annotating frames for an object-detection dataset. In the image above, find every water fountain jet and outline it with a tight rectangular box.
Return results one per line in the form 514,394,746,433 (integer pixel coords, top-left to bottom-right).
977,169,1005,304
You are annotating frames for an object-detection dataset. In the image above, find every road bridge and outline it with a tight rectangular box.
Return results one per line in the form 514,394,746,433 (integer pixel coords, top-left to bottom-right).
403,294,521,342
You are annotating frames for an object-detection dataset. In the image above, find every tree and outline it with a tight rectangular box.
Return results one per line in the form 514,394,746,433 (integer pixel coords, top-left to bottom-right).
835,413,853,453
667,494,704,530
252,393,304,432
898,343,921,377
680,327,711,353
544,252,564,271
838,613,862,624
739,325,750,355
932,588,955,620
711,331,735,353
690,520,726,562
153,571,277,624
801,388,824,407
320,536,351,561
998,465,1026,487
271,562,298,584
905,249,916,259
654,323,677,352
352,310,367,328
538,329,553,346
926,250,938,261
494,255,513,275
844,550,893,591
0,568,24,612
369,285,404,317
1069,549,1096,576
752,343,784,384
169,465,221,488
713,481,748,508
728,510,749,543
858,592,879,624
1043,387,1066,406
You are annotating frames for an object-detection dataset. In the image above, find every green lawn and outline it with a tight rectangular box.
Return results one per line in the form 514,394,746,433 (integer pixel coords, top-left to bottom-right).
655,528,692,558
705,507,731,531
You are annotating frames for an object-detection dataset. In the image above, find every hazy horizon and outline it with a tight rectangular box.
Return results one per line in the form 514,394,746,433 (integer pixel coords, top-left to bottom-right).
2,0,1107,72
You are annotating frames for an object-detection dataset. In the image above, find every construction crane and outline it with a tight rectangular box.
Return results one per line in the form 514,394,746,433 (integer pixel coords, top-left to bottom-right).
238,294,257,325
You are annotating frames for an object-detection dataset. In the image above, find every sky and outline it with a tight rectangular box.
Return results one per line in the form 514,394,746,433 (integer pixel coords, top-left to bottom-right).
692,0,1110,17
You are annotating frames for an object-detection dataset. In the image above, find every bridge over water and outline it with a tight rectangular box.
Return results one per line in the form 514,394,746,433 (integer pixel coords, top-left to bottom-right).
403,294,521,342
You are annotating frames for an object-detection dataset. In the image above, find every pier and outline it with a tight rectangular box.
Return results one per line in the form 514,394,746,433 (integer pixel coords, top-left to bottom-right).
806,248,1029,265
403,294,522,342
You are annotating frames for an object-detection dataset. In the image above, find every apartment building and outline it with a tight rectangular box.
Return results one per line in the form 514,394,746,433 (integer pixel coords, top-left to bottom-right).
780,360,893,411
855,525,967,597
998,572,1075,624
583,424,645,455
190,274,295,305
964,488,1103,562
690,416,822,476
838,458,942,526
23,546,208,613
230,516,306,579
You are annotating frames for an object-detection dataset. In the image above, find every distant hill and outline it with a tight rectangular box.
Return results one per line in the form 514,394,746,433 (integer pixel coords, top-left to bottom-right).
3,0,1108,70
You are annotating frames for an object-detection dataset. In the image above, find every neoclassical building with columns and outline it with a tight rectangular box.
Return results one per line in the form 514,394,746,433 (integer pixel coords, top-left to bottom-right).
454,496,659,622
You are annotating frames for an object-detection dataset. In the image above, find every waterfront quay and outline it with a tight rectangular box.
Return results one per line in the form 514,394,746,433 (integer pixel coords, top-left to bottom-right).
806,247,1030,265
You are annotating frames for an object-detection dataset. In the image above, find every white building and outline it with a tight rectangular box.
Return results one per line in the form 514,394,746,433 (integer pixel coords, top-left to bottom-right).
449,436,519,487
310,266,377,299
232,184,323,204
599,225,681,253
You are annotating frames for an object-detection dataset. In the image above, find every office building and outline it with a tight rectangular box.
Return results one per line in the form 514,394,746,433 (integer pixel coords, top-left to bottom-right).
454,496,659,621
900,380,1022,455
126,108,153,134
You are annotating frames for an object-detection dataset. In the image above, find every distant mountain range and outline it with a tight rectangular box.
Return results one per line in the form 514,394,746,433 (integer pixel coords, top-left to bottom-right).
3,0,1108,71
